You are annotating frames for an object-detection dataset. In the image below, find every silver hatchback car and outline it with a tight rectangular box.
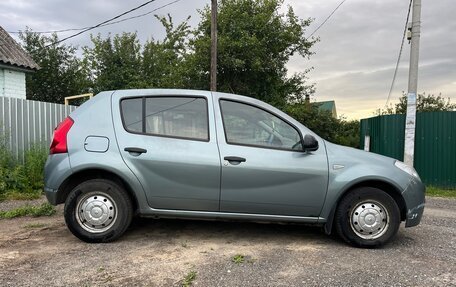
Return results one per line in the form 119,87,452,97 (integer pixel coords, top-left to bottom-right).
44,89,425,247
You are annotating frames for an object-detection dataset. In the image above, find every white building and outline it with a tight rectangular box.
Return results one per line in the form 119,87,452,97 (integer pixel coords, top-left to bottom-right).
0,26,39,99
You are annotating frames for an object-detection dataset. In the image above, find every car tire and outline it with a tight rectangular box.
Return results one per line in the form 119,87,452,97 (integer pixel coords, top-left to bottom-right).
64,179,133,243
335,187,400,248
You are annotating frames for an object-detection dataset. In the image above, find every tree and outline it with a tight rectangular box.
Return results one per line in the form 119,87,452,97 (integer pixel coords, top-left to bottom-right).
186,0,316,107
83,33,143,94
19,30,89,103
142,15,192,88
377,92,456,115
284,101,360,148
333,118,360,148
395,92,456,113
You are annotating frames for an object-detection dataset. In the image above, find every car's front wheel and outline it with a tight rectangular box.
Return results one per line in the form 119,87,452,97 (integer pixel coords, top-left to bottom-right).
64,179,133,243
335,187,401,247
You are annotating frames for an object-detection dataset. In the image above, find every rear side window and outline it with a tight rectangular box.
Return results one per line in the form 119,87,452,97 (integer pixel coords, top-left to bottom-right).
121,97,209,141
121,98,143,133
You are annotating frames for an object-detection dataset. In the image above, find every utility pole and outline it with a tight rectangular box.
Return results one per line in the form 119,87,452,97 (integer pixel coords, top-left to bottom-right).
404,0,421,167
210,0,217,91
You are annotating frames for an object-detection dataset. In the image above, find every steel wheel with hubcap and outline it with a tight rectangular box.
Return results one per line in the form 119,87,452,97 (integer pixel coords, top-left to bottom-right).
335,187,400,247
64,179,133,243
76,192,118,233
350,201,389,240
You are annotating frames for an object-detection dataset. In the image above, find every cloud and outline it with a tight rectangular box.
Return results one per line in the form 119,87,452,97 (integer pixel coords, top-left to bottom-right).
1,0,208,47
288,0,456,119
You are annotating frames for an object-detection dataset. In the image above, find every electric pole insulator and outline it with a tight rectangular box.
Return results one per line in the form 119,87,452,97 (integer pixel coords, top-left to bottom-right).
407,22,412,41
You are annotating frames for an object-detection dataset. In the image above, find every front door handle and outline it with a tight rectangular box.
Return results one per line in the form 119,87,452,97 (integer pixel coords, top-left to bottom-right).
124,147,147,154
224,156,246,163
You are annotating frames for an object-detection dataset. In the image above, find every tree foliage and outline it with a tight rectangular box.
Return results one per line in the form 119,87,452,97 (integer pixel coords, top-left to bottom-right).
285,101,360,148
83,33,143,94
142,15,192,88
20,0,315,106
18,0,362,147
19,30,89,103
377,92,456,115
187,0,316,107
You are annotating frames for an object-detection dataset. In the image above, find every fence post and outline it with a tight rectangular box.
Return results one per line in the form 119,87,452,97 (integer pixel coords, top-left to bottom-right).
364,135,370,152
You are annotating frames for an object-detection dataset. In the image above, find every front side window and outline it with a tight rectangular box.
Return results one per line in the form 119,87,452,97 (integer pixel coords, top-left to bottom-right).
220,100,302,150
121,97,209,141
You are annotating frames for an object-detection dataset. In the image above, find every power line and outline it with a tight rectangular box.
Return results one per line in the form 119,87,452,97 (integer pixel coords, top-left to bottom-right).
44,0,160,47
308,0,347,38
385,0,413,107
8,0,181,35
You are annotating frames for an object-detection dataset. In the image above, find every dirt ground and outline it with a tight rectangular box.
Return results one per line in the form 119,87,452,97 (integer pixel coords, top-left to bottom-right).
0,196,455,287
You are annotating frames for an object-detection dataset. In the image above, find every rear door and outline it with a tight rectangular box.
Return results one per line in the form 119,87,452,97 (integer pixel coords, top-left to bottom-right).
112,90,221,211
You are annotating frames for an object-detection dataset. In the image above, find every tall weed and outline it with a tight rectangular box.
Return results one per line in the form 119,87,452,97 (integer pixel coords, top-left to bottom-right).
0,131,47,200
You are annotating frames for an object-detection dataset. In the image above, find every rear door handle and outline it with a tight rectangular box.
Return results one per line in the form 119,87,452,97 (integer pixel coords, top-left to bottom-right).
224,156,246,163
124,147,147,154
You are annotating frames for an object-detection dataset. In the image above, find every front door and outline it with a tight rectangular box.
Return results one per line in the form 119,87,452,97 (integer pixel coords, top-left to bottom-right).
112,91,221,211
215,97,328,217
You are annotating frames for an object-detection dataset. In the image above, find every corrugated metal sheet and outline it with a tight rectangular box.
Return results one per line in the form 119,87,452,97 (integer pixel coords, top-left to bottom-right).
414,112,456,187
360,112,456,188
0,96,77,161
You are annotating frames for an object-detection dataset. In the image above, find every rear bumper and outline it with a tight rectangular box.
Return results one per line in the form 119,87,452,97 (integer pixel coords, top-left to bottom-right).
44,187,59,205
44,154,72,205
403,177,425,227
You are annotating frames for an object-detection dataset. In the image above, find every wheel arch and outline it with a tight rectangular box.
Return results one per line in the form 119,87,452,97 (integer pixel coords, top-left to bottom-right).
324,179,407,234
56,168,139,213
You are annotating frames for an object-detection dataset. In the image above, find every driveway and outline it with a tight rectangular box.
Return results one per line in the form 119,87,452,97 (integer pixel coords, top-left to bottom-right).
0,196,454,286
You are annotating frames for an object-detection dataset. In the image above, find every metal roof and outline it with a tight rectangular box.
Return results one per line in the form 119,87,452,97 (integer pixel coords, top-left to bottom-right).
0,26,39,71
313,100,337,118
315,100,336,112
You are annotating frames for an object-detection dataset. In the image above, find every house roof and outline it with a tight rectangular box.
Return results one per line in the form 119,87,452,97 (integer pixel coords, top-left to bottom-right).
312,100,337,118
315,100,336,112
0,26,39,71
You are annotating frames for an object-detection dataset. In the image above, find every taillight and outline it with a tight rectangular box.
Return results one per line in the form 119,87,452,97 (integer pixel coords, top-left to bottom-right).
50,117,74,154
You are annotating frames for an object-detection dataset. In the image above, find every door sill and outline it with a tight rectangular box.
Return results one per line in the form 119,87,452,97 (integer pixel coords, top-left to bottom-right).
139,208,324,224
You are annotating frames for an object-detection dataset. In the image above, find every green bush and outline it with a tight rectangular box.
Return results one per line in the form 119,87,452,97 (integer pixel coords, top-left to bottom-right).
0,133,47,200
24,144,48,190
0,132,14,168
284,102,360,148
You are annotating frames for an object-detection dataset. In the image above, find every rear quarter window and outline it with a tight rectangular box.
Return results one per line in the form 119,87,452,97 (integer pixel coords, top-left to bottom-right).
121,98,143,133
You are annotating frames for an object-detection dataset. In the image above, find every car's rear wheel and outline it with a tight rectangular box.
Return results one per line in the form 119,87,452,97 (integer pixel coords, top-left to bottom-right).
335,187,400,247
64,179,133,243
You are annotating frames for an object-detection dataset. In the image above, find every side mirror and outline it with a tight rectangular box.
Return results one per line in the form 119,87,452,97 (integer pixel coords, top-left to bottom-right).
303,134,319,152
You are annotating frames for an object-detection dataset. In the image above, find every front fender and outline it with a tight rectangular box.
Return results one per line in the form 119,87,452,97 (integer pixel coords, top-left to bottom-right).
319,142,413,227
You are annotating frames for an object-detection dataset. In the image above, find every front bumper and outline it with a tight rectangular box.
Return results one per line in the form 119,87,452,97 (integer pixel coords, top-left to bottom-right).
402,177,425,227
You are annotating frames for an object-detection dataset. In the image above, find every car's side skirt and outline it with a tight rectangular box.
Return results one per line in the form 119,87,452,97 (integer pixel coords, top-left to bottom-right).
139,208,325,224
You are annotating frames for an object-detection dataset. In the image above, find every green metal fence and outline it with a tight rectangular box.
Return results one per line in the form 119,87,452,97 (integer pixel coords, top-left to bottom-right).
360,112,456,188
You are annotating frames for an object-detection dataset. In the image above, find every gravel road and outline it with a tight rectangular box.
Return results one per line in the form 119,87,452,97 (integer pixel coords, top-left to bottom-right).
0,196,454,287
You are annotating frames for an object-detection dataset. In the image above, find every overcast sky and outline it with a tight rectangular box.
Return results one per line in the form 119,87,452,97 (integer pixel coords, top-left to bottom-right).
2,0,455,119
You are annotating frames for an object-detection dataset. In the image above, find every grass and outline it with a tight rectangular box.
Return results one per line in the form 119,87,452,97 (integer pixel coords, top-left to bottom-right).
0,136,48,202
426,186,456,198
0,190,42,201
0,203,56,219
182,271,197,287
232,254,245,264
